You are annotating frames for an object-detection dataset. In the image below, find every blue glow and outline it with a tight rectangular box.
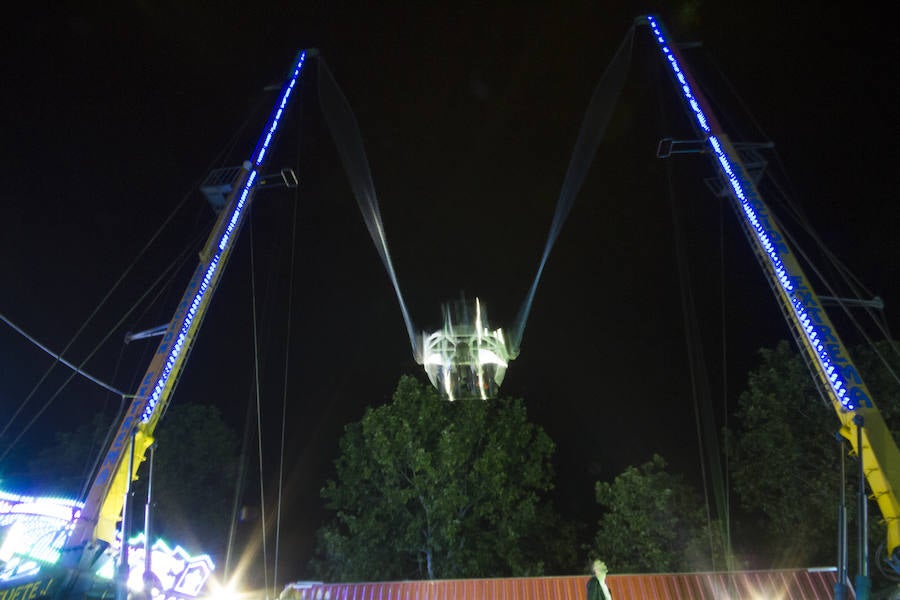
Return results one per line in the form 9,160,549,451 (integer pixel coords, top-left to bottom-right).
0,491,84,579
94,533,214,597
139,51,308,424
646,17,864,411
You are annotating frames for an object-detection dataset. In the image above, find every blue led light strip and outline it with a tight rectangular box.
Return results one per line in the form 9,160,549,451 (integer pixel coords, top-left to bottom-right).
138,52,307,424
645,17,864,411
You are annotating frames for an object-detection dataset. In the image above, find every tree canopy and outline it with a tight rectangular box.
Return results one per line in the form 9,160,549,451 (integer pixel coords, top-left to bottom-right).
310,375,575,581
592,454,721,573
28,402,238,559
131,402,239,558
727,340,900,570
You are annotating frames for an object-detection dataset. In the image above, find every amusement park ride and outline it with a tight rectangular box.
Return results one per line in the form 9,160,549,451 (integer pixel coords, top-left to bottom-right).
0,15,896,599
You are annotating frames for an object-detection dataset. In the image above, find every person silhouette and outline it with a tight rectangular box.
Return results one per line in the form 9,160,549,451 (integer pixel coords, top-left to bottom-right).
587,559,612,600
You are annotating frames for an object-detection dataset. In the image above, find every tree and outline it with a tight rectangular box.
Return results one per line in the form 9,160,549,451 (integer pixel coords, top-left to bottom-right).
131,403,239,559
310,375,574,581
28,411,114,497
592,454,721,573
29,402,238,559
727,340,900,570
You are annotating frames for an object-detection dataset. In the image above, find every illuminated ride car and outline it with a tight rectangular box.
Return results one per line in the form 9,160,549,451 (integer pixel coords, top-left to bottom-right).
421,297,514,401
0,489,213,599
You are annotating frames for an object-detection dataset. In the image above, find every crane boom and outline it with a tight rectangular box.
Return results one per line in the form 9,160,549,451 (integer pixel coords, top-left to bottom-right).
642,16,900,565
66,50,311,550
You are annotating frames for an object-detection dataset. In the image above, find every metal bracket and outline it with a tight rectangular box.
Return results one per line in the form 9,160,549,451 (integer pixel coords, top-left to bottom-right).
703,141,775,198
125,324,168,344
258,167,299,190
656,137,706,158
200,166,299,213
819,296,884,311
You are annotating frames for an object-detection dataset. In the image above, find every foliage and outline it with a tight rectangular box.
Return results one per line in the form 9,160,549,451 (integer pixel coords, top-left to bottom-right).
28,411,113,497
310,375,574,581
849,340,900,424
131,403,239,558
726,341,836,566
30,402,238,559
592,454,720,573
727,340,900,570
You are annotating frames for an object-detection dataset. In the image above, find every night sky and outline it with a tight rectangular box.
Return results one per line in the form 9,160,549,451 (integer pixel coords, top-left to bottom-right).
1,0,897,584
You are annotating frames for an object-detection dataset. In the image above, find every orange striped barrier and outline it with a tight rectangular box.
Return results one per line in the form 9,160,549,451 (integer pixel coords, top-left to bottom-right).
284,567,845,599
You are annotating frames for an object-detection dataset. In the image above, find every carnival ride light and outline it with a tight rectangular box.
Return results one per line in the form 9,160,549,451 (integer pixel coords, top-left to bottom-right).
645,15,864,411
206,587,240,600
0,490,83,580
203,581,259,600
0,522,24,563
140,51,307,424
318,32,633,400
421,297,512,401
94,533,214,598
0,486,212,596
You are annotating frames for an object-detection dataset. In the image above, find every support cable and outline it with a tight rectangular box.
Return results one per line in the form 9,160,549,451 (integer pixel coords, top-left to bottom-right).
510,26,635,354
700,50,820,234
657,51,733,564
652,45,727,566
0,226,208,461
79,344,130,501
224,364,256,582
273,144,301,598
765,169,889,325
0,98,260,445
702,49,898,365
0,313,127,397
766,209,900,389
765,173,899,359
316,57,421,360
316,29,636,370
249,220,271,598
717,174,732,558
666,158,733,569
666,160,716,567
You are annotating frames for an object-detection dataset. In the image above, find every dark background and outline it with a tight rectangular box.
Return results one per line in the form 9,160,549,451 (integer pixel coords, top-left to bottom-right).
1,0,897,586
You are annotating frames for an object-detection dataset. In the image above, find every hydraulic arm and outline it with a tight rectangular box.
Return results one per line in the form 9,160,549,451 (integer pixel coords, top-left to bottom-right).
641,16,900,566
66,50,311,551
